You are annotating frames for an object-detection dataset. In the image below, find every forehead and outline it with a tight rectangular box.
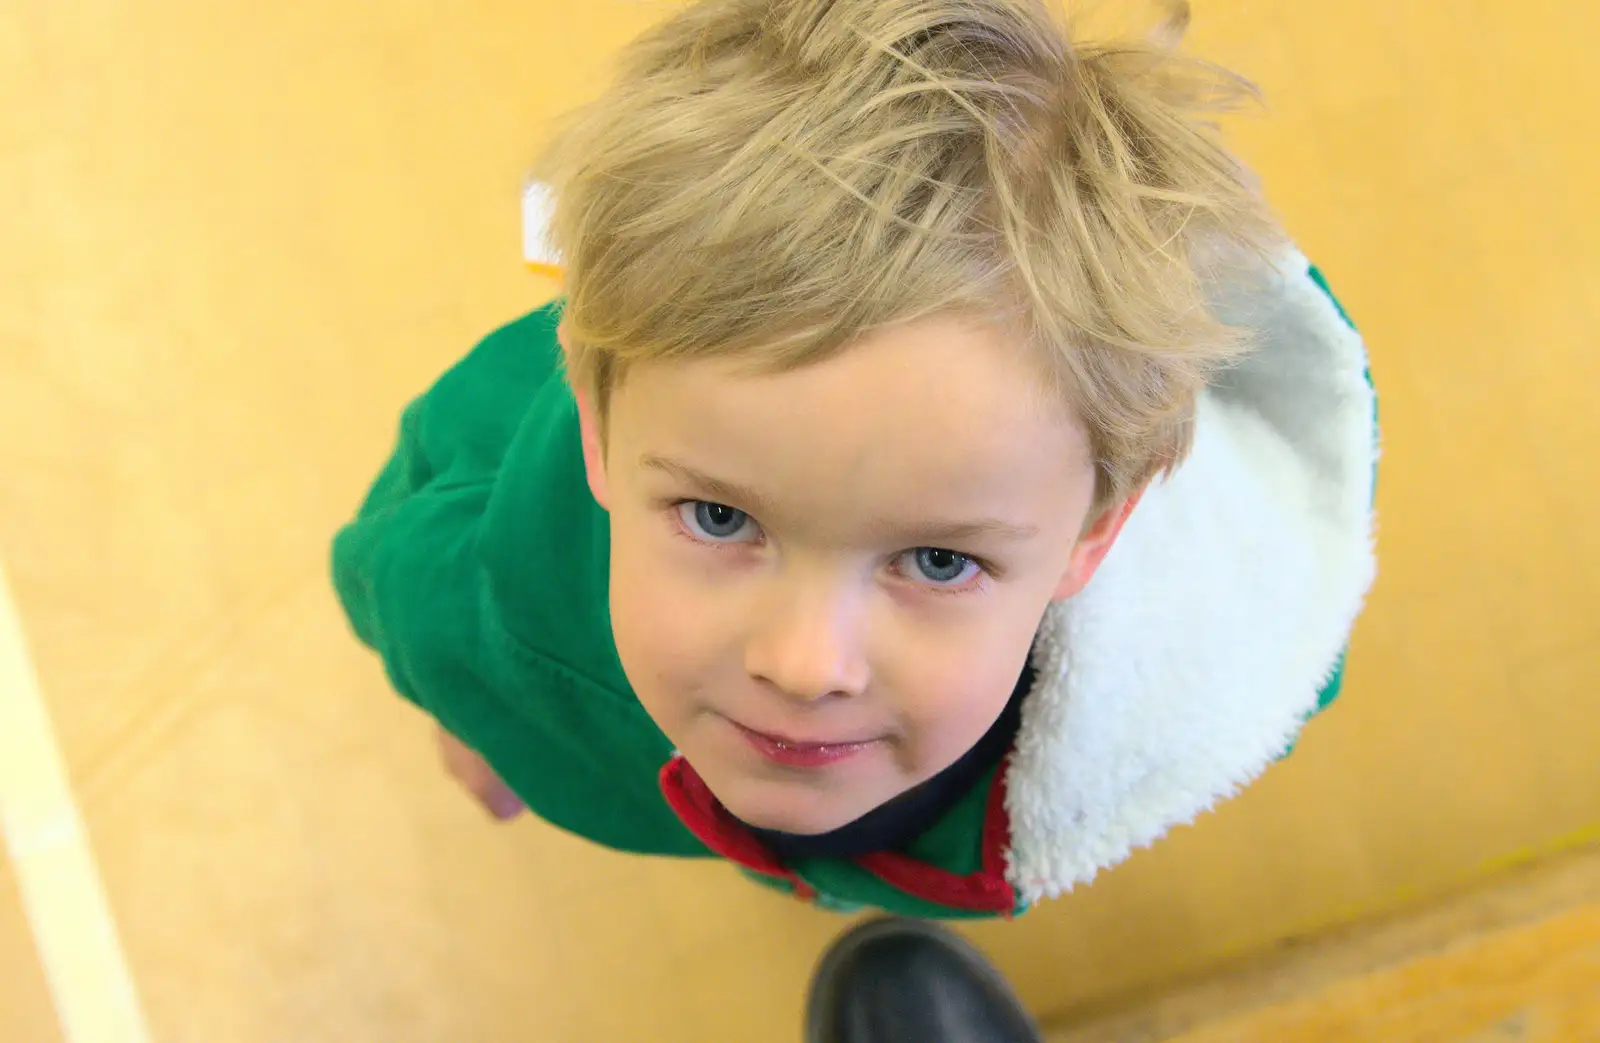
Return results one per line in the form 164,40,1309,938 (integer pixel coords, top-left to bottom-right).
609,315,1091,530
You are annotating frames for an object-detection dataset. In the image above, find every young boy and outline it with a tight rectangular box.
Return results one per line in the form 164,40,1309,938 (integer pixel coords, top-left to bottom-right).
332,0,1376,919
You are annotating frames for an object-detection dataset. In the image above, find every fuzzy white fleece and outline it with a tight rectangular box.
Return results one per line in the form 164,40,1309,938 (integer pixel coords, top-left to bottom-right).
1005,248,1377,904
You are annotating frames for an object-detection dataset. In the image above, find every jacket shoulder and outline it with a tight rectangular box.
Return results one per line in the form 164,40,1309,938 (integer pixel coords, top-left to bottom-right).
411,303,566,482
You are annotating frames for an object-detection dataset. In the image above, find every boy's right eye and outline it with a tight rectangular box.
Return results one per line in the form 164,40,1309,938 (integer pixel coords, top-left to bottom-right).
677,501,760,543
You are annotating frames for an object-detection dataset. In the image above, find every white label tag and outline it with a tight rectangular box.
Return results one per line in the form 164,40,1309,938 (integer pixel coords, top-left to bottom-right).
522,182,561,267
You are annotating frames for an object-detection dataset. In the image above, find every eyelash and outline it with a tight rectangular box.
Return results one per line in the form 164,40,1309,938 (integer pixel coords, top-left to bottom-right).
667,500,993,595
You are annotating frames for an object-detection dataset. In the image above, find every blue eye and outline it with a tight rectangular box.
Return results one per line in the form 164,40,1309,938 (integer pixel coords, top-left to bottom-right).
908,547,979,586
679,501,756,542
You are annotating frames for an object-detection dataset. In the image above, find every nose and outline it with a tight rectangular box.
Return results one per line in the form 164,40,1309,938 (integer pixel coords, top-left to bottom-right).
743,574,870,704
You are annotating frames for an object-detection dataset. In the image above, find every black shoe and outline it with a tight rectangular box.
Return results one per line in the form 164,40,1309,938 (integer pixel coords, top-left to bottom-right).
804,917,1043,1043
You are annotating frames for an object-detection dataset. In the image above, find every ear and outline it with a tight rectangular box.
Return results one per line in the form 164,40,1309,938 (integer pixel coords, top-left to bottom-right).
1050,490,1143,602
559,319,611,510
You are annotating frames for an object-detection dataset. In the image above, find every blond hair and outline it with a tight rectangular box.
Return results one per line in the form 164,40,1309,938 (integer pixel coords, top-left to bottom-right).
532,0,1281,509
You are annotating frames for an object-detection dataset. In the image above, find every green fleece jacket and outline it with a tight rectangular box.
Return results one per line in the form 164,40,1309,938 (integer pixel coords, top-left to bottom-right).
332,249,1376,918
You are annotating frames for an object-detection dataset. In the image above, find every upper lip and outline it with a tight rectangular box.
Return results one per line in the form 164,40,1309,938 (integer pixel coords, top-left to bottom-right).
734,721,883,748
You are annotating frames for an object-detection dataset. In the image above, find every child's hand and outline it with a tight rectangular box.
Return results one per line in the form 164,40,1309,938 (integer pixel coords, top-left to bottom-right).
435,726,526,821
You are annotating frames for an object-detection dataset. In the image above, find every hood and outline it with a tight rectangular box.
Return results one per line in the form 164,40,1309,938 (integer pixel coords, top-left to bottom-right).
1005,247,1378,903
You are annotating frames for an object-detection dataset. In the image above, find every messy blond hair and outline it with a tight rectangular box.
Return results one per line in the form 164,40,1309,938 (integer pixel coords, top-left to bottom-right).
532,0,1281,509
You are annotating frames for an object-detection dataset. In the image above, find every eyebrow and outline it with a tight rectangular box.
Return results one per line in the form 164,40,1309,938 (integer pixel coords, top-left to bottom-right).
641,454,776,516
639,454,1040,545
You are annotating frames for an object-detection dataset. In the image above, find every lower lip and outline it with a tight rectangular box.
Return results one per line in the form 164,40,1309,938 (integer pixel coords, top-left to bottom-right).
732,722,880,768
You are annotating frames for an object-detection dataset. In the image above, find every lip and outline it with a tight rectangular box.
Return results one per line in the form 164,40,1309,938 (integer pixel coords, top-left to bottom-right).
730,720,883,768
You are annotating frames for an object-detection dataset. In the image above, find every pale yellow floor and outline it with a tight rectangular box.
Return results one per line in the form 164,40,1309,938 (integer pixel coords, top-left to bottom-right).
1163,904,1600,1043
1,1,1597,1041
1051,843,1600,1041
1,852,65,1043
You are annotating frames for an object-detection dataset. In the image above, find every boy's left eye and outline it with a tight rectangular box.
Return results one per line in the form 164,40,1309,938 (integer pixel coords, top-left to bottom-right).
901,547,981,587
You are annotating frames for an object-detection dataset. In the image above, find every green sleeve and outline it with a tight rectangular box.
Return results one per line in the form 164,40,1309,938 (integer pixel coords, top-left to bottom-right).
327,304,565,720
330,399,433,658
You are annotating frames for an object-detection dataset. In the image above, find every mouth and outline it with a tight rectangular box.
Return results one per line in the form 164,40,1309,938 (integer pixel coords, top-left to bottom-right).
729,720,883,768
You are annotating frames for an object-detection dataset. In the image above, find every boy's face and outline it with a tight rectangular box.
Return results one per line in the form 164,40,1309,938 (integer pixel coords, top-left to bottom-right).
567,315,1135,835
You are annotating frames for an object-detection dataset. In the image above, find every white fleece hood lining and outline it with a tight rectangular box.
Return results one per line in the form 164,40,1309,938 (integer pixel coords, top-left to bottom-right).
1005,248,1377,904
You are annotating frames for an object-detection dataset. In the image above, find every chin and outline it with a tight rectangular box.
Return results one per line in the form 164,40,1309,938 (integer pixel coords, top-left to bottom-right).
708,775,867,836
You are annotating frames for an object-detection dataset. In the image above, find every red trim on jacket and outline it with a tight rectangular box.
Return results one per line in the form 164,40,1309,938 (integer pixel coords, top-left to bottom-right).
659,756,815,901
853,757,1017,914
657,754,1017,915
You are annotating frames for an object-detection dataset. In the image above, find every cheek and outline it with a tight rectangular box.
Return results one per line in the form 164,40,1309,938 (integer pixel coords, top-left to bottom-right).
606,514,732,720
884,624,1033,773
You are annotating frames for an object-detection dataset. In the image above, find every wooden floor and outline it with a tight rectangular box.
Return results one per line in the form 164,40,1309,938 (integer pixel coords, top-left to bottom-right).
1050,846,1600,1043
2,0,1597,1040
1,851,64,1043
1170,907,1600,1042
